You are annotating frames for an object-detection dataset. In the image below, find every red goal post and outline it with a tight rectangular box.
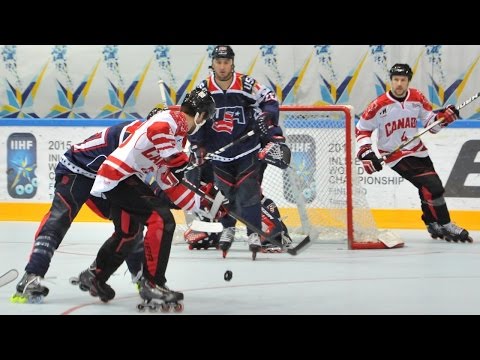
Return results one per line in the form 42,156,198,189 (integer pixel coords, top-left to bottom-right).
265,105,404,250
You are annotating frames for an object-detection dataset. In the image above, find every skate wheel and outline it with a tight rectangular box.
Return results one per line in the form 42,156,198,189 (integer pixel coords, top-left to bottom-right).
252,251,257,261
160,303,171,312
468,237,473,243
29,295,44,304
79,284,89,292
69,277,80,285
222,250,227,258
188,244,193,250
137,304,146,312
173,303,184,312
148,305,159,312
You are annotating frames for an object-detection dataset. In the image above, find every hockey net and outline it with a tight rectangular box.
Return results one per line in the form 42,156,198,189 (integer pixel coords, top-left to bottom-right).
259,105,403,249
172,105,403,249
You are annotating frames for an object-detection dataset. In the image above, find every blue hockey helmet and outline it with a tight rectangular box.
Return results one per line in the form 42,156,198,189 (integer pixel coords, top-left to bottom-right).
211,45,235,60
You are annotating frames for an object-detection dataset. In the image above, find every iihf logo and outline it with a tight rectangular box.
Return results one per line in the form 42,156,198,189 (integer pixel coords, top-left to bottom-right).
7,133,38,198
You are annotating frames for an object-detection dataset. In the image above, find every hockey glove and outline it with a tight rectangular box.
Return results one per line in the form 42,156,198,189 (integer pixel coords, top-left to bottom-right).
189,144,207,166
165,152,189,168
198,182,229,220
436,104,459,127
357,145,382,174
254,112,271,139
159,153,190,189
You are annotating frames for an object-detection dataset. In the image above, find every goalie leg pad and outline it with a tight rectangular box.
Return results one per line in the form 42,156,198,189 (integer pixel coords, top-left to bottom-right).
261,197,290,247
184,228,220,249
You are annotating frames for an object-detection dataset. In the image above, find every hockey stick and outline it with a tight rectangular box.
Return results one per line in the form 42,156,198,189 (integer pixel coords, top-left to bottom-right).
157,79,168,109
182,129,257,173
183,119,281,173
0,269,19,287
380,91,480,163
190,219,224,233
158,79,199,232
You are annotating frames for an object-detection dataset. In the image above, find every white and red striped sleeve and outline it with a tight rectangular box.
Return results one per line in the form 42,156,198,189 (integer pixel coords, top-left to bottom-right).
356,101,379,149
164,183,200,211
147,118,180,159
91,155,137,197
410,88,438,133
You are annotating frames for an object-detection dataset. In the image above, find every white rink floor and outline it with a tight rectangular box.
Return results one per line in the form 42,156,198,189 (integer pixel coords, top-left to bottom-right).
1,221,480,315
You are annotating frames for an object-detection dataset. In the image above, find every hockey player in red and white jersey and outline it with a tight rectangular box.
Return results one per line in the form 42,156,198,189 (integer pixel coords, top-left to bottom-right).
356,63,472,243
74,88,218,305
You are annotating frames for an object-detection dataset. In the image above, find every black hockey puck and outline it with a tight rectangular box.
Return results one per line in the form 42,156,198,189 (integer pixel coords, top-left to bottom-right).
224,270,233,281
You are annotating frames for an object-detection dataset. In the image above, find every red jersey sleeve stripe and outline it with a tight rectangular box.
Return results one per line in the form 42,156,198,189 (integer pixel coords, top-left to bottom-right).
97,163,130,181
164,185,197,211
355,129,372,141
151,133,175,144
107,156,137,174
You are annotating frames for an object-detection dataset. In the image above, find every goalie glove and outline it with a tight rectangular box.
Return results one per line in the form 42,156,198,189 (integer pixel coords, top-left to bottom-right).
436,104,459,127
357,145,382,174
258,138,291,169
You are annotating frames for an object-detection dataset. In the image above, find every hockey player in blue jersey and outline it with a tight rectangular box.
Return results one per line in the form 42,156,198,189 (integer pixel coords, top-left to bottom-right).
188,45,291,259
11,119,147,303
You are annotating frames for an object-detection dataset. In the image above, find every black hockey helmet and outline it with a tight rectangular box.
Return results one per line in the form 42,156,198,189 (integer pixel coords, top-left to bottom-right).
212,45,235,60
182,87,216,120
389,63,413,81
